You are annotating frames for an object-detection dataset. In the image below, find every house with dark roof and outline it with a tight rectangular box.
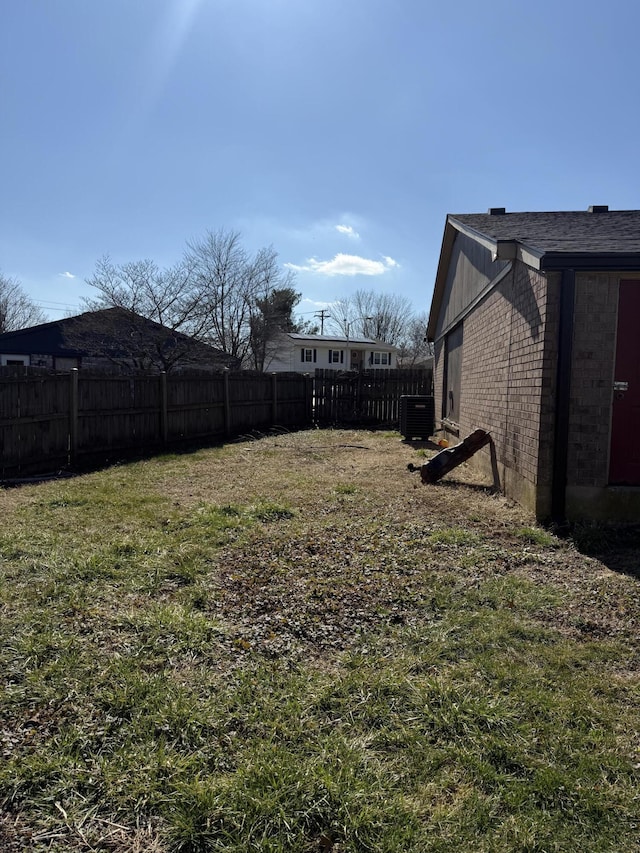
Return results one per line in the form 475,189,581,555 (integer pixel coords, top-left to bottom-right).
0,307,238,372
266,332,399,372
427,206,640,521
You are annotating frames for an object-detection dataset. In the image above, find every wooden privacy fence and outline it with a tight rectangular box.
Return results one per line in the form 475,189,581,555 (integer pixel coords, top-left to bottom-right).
0,368,312,476
0,366,432,476
314,368,432,425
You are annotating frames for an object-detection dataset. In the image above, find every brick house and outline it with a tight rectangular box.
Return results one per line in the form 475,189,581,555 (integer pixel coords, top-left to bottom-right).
427,206,640,521
0,307,238,372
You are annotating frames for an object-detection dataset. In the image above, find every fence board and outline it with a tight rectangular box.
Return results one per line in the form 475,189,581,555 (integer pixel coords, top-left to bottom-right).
1,367,428,477
0,370,70,474
313,369,432,426
167,373,226,441
77,375,161,454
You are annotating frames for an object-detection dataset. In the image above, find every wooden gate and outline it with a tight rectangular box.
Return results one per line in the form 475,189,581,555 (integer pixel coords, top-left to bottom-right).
314,369,432,426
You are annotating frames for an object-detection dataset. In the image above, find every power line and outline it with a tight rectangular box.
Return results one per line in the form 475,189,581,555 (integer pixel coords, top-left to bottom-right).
314,309,330,333
35,301,81,310
35,299,82,307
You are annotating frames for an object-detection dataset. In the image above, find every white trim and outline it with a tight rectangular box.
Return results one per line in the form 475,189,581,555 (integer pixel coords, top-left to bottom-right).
0,353,30,366
301,348,315,363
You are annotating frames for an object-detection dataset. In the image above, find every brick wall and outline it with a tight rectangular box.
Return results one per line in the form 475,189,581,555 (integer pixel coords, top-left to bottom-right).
432,260,640,518
434,261,557,516
461,274,511,453
467,262,552,472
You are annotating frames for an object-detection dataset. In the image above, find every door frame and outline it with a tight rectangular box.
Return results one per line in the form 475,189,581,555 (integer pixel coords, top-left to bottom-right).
609,278,640,485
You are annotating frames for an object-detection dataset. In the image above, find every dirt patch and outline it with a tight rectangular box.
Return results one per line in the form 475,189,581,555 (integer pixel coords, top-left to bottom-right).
148,429,639,659
156,428,512,519
2,428,637,658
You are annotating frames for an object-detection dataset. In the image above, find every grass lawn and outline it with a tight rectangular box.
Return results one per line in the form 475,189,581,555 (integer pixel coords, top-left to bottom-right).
0,429,638,852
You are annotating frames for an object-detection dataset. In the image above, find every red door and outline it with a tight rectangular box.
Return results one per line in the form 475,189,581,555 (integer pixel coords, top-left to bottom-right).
609,280,640,484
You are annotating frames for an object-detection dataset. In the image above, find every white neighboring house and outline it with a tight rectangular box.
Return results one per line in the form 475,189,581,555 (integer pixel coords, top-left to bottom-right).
266,333,399,373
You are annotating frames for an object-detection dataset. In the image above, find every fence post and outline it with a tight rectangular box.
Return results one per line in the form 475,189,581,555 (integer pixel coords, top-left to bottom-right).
304,372,312,424
160,371,168,444
223,369,232,437
69,368,79,464
271,372,278,425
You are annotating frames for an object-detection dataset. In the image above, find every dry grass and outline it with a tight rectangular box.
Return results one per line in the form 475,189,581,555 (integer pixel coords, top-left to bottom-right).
143,428,638,650
1,428,639,852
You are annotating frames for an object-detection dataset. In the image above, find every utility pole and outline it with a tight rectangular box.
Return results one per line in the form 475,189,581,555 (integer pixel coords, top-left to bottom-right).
314,309,329,334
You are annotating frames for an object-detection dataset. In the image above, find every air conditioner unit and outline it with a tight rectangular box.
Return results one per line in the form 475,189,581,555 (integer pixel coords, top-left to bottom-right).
399,395,434,441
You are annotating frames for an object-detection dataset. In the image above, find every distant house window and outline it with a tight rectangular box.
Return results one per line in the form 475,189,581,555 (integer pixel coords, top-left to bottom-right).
328,349,343,364
442,324,463,423
53,357,79,370
372,352,390,365
1,354,29,366
301,348,316,363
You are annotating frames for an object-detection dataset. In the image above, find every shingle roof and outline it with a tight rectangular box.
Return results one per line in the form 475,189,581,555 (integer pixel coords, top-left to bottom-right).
450,210,640,254
427,208,640,342
285,333,398,350
0,307,236,367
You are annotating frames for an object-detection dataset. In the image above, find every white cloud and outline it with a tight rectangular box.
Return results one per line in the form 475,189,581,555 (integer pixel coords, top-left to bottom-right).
58,271,76,279
277,214,365,244
299,297,335,309
335,224,360,240
285,253,399,277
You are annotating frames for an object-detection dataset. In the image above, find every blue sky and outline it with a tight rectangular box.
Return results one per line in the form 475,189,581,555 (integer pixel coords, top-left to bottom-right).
2,0,640,324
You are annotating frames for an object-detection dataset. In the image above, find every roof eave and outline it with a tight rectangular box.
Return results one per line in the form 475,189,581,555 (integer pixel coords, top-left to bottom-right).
428,212,640,342
540,252,640,271
427,218,459,341
427,217,545,342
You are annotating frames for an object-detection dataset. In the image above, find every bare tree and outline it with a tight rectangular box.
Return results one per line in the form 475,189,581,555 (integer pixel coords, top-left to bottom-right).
396,311,433,367
0,273,46,333
82,255,229,371
329,289,414,345
85,230,296,369
184,229,257,363
84,255,205,338
186,232,296,366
